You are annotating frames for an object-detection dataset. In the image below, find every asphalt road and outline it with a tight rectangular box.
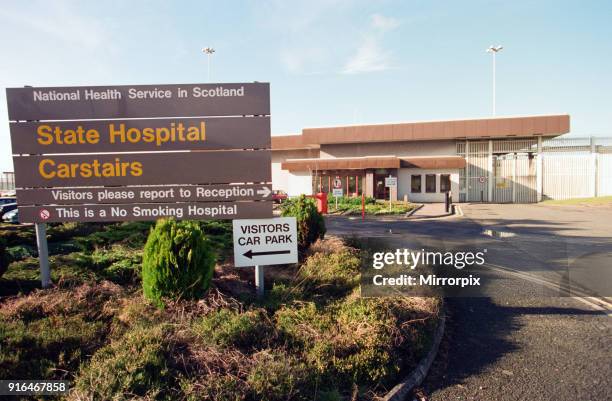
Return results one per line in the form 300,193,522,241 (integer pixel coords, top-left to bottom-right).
326,203,611,401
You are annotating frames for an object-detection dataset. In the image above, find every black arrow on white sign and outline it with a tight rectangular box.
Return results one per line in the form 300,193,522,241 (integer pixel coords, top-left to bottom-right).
243,249,291,259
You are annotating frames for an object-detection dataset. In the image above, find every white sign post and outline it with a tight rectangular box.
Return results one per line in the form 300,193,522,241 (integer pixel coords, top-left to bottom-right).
333,176,343,210
385,176,397,211
332,188,343,210
232,217,298,297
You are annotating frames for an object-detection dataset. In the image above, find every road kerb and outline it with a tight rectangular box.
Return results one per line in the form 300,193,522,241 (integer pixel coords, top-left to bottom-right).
383,308,446,401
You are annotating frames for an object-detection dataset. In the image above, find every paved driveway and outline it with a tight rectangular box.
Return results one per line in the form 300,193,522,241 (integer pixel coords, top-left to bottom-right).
325,204,611,401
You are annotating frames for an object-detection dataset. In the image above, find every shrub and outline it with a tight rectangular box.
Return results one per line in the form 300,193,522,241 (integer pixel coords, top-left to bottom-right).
142,219,216,308
281,195,326,255
327,195,375,207
193,308,274,350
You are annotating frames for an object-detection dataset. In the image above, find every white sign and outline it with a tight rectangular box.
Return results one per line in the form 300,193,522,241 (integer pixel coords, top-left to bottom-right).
333,176,343,189
232,217,298,267
332,188,343,197
479,176,486,183
385,177,397,187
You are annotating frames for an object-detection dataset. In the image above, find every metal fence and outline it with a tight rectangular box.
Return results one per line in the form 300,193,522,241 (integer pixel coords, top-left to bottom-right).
0,172,15,193
458,136,612,203
541,137,612,200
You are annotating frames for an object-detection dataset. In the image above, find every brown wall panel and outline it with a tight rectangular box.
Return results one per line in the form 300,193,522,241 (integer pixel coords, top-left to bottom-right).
301,115,570,145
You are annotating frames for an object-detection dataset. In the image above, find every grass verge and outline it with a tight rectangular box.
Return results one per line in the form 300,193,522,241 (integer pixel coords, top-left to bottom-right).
540,195,612,206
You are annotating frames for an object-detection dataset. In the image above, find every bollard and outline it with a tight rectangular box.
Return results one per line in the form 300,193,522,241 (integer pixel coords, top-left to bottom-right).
445,191,450,213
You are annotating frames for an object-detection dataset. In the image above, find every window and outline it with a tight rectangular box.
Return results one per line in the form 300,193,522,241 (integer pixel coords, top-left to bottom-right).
322,176,330,193
348,176,356,194
440,174,451,193
426,174,436,193
411,175,422,193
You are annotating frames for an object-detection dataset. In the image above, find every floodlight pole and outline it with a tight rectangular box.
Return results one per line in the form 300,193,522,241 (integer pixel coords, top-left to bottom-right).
486,45,503,116
202,47,215,83
492,51,496,115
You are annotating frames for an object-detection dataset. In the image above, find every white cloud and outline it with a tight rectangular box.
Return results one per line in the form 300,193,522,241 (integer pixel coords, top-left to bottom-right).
371,14,400,32
342,37,391,74
342,13,400,74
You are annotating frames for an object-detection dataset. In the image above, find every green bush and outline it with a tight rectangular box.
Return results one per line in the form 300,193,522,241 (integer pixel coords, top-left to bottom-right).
327,195,375,206
142,219,216,308
281,195,326,255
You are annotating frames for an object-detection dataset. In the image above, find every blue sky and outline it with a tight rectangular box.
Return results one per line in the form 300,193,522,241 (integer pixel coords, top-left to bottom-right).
1,0,611,171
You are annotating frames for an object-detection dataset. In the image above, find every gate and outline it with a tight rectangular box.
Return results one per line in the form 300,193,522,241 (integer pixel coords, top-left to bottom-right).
466,142,489,202
493,154,537,203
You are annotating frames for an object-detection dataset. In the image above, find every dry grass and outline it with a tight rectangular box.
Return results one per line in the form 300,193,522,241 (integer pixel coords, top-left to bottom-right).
0,280,126,321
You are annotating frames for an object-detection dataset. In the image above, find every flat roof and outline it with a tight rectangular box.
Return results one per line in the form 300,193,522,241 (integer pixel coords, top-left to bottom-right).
271,134,319,150
281,156,399,171
272,114,570,150
281,155,466,171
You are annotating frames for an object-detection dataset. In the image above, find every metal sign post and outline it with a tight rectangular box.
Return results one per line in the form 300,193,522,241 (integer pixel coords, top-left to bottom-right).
232,217,298,297
34,223,51,288
385,176,397,212
255,265,264,297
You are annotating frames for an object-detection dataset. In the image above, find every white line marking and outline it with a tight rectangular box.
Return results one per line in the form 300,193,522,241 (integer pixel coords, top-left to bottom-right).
483,262,612,316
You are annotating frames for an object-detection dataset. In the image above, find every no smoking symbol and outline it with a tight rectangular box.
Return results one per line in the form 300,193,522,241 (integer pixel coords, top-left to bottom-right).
39,209,50,220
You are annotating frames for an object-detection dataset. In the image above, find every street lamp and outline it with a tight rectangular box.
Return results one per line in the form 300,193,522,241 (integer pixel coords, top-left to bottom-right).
202,47,215,82
486,45,503,115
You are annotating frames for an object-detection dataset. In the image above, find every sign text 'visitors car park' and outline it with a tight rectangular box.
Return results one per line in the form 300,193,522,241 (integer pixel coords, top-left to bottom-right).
7,82,272,223
232,217,298,267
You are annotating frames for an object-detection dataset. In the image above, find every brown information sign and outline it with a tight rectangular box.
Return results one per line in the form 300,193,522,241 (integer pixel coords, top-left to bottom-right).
16,184,273,205
13,150,271,188
10,117,270,154
7,81,272,224
18,201,273,223
6,83,270,121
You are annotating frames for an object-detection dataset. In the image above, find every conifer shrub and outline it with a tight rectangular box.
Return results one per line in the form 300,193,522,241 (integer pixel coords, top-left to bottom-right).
280,195,326,255
142,219,215,307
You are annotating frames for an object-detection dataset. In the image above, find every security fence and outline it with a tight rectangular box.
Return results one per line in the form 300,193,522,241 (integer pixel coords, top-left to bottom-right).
0,172,15,193
541,137,612,200
457,137,612,203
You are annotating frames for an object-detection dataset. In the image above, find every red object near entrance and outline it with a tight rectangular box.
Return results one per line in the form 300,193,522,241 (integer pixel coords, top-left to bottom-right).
315,192,328,214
